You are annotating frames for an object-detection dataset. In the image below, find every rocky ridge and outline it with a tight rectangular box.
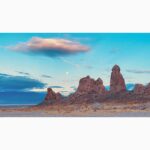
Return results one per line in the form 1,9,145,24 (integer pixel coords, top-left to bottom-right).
42,65,150,105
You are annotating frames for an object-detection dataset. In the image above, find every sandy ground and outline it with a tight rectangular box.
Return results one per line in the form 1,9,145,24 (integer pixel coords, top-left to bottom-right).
0,110,150,117
0,101,150,117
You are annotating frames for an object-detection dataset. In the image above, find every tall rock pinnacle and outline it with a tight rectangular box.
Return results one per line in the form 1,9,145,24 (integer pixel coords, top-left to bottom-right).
110,65,126,93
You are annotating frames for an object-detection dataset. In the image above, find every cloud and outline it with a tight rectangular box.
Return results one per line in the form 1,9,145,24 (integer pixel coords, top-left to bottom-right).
16,71,30,76
126,69,150,74
0,73,10,77
0,73,46,92
10,37,90,57
60,90,69,93
49,86,64,89
41,75,52,78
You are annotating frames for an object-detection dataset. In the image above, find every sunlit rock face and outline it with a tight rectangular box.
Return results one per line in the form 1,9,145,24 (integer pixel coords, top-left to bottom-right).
76,76,106,94
110,65,126,93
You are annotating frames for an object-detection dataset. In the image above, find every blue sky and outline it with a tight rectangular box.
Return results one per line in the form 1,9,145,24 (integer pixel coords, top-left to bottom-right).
0,33,150,96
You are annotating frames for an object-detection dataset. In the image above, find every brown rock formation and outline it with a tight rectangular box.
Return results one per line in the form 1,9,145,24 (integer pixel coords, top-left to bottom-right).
67,76,106,103
133,83,150,96
44,88,63,104
110,65,126,93
42,65,150,106
144,83,150,95
76,76,106,94
133,84,145,94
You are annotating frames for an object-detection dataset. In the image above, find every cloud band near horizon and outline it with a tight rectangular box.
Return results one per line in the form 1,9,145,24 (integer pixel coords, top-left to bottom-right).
0,73,46,92
126,69,150,74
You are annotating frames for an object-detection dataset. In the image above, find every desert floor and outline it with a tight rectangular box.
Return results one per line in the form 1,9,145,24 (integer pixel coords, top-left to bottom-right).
0,101,150,117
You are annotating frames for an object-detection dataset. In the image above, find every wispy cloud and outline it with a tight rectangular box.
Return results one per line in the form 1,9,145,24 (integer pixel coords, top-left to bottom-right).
126,69,150,74
41,75,52,78
16,71,30,76
60,90,69,93
10,37,90,57
49,86,64,89
84,65,94,69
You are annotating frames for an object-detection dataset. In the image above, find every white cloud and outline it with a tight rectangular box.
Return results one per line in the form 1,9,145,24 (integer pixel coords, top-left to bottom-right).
10,37,90,57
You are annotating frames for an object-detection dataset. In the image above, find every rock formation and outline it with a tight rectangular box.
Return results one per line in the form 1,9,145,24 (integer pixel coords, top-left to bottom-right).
133,83,150,96
76,76,106,94
110,65,126,93
43,88,63,104
67,76,106,103
144,83,150,95
133,84,145,94
42,65,150,105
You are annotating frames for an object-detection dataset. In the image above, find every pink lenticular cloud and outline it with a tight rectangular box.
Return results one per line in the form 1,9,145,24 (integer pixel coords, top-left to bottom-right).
11,37,90,57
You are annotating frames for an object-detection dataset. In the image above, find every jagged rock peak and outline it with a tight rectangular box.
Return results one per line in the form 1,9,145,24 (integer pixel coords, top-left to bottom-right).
44,88,62,104
96,78,103,84
76,76,106,94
